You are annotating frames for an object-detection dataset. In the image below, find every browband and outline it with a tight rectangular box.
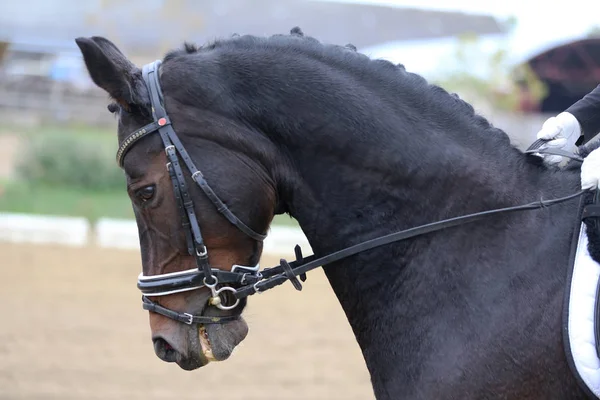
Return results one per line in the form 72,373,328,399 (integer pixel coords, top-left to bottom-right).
116,120,161,167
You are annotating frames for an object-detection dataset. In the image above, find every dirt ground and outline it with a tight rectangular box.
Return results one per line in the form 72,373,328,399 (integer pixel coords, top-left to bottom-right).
0,243,374,400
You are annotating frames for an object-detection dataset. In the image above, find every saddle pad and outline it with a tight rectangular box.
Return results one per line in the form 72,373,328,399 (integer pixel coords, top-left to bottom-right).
567,222,600,398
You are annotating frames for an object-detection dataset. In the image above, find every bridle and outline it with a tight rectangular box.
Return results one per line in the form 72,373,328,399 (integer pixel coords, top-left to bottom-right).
119,59,590,327
119,60,267,324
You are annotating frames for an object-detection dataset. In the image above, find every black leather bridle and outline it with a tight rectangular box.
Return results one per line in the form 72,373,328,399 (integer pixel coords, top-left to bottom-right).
119,60,589,327
119,61,267,325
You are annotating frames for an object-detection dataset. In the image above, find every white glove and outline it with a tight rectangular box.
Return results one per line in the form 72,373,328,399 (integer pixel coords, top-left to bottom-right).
535,112,582,165
581,146,600,190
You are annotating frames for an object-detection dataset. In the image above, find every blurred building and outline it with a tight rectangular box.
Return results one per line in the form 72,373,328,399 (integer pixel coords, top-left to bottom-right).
0,0,502,82
0,0,505,126
514,36,600,113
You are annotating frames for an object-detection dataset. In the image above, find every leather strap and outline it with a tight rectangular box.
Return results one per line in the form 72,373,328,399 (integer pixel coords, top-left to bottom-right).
583,205,600,219
142,61,266,242
524,147,584,162
524,138,584,162
142,296,240,325
167,162,195,255
116,120,160,166
137,269,261,295
142,63,213,281
234,190,586,299
231,138,587,300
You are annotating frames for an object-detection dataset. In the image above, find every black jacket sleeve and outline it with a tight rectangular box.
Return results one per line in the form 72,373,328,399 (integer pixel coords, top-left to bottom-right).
566,84,600,144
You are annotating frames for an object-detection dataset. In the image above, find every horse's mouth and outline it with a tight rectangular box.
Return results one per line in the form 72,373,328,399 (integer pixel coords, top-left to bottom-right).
199,325,217,362
167,317,249,370
203,317,248,361
166,325,217,370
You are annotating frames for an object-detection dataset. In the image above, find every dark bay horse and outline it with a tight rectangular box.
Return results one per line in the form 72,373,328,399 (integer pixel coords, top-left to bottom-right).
76,28,591,399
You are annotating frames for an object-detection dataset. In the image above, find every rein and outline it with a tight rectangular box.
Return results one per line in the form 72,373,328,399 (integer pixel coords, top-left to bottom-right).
232,139,588,299
233,188,586,299
523,138,585,162
123,59,589,325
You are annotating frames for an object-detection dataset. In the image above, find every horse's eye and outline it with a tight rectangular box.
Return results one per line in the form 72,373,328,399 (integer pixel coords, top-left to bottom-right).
136,185,156,202
107,103,119,113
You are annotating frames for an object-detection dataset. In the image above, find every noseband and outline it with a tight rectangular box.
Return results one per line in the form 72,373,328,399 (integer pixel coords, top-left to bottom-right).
120,60,590,327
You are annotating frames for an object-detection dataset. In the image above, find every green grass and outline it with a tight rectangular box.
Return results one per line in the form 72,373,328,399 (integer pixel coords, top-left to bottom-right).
0,123,299,227
1,123,115,143
0,181,299,227
272,214,299,228
0,181,133,222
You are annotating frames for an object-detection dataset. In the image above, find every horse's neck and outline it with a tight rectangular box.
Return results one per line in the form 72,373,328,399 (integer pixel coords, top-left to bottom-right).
276,127,581,397
284,133,545,253
280,125,538,303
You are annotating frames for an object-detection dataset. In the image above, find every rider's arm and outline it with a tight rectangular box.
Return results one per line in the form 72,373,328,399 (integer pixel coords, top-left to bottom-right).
566,84,600,144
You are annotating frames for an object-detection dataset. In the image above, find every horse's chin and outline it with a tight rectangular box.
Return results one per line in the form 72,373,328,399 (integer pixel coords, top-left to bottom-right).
196,317,248,366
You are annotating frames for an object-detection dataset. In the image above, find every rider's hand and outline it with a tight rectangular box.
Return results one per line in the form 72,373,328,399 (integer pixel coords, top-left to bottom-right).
582,146,600,190
536,112,582,165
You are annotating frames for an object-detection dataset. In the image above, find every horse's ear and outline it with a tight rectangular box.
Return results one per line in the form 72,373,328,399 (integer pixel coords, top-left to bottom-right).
75,36,139,109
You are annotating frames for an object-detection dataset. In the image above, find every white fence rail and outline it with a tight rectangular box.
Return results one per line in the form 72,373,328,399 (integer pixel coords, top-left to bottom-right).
94,217,311,255
0,212,91,247
0,213,311,256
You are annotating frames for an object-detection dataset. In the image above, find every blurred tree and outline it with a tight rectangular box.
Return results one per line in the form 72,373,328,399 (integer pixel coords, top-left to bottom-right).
0,41,9,66
432,16,547,113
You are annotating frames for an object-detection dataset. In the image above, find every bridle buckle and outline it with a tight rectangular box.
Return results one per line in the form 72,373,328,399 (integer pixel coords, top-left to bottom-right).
183,312,194,325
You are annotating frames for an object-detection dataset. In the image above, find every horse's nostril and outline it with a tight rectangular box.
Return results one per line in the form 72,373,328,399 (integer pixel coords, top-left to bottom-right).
153,337,177,363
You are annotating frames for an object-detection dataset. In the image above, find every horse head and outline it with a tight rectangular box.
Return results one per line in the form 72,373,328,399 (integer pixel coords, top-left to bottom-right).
76,36,283,370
